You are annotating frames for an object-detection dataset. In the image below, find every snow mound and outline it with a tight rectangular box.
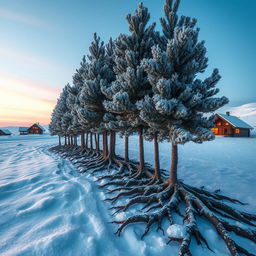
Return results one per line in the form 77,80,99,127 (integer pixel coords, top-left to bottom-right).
229,103,256,117
228,102,256,130
166,224,186,239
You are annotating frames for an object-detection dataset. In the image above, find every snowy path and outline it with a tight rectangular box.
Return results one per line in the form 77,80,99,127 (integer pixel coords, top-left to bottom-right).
0,136,136,256
0,135,255,255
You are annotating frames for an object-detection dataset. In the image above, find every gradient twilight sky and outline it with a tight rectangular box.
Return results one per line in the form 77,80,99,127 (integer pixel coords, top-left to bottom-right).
0,0,255,127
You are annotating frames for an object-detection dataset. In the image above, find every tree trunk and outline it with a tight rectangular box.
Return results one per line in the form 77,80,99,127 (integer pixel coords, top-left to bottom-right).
90,132,93,150
58,136,61,146
68,135,71,146
169,143,178,186
64,136,67,146
108,131,116,158
124,136,129,162
81,132,85,149
103,131,108,158
153,133,160,179
95,133,100,152
94,133,99,152
85,133,88,149
103,132,106,157
138,127,145,172
71,136,73,146
97,134,100,151
74,136,77,146
106,132,108,156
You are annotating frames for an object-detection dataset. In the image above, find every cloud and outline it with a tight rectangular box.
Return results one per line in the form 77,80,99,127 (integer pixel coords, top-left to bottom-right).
0,7,48,28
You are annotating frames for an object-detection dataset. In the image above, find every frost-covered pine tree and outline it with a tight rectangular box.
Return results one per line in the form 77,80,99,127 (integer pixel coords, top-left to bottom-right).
66,58,89,150
101,40,130,162
77,33,116,164
49,2,256,254
49,100,63,145
49,85,70,145
103,3,157,175
60,84,73,146
71,56,89,149
141,0,228,185
112,2,255,255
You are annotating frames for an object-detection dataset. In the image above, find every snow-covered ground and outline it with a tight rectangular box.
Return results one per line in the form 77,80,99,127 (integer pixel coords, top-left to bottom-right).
0,134,255,255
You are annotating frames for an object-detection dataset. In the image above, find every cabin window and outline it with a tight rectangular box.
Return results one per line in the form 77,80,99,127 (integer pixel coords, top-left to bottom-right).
225,122,229,126
235,129,240,134
211,128,218,134
216,122,221,126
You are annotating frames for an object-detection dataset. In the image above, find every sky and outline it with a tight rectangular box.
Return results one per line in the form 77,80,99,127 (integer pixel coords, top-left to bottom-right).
0,0,255,127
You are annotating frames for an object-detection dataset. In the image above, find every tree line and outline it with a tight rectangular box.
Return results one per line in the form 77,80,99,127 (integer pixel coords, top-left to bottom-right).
49,1,256,255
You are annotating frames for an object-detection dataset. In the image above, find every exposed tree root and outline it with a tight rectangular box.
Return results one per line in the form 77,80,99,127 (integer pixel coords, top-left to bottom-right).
77,155,129,175
49,146,256,255
50,145,81,158
111,182,256,256
110,185,174,214
73,151,103,165
95,159,142,182
96,172,130,183
98,176,151,190
105,183,167,204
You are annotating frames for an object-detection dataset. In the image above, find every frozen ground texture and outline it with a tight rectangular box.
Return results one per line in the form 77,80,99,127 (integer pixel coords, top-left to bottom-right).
0,134,255,256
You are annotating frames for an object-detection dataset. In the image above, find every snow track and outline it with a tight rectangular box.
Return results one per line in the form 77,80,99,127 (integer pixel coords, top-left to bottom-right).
0,136,129,256
0,135,255,255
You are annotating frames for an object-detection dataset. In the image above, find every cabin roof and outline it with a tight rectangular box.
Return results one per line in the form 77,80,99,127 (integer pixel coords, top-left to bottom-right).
29,123,45,131
19,127,29,132
0,129,12,135
217,113,253,129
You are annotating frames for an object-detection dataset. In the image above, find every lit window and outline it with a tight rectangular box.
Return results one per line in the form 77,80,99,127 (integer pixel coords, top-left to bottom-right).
225,122,229,126
211,128,218,134
235,129,240,134
217,122,221,126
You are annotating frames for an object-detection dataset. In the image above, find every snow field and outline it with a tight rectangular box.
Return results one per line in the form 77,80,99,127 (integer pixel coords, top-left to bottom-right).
0,134,255,255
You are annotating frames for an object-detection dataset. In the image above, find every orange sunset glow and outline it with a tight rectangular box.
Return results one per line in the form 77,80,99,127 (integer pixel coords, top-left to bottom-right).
0,5,76,129
0,74,60,126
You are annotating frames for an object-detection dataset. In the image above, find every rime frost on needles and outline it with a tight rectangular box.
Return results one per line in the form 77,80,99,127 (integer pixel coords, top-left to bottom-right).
139,2,228,144
77,33,115,133
49,84,70,137
102,2,157,134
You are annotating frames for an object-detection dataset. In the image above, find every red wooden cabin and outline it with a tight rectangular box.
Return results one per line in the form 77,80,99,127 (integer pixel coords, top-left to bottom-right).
28,123,44,134
0,129,12,136
212,112,253,137
19,123,45,135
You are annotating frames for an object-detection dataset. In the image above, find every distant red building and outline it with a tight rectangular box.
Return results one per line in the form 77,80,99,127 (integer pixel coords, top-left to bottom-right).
0,129,12,136
19,123,45,135
212,112,253,137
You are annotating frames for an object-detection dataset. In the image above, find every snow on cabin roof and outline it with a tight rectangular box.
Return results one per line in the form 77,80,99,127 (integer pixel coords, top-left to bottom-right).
218,113,254,129
19,127,29,132
0,129,12,135
30,123,45,131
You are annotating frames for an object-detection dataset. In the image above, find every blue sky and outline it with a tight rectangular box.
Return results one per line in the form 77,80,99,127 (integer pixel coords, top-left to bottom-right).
0,0,255,125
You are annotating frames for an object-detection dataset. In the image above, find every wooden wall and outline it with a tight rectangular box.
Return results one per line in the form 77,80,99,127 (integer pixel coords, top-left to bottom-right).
212,116,250,137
